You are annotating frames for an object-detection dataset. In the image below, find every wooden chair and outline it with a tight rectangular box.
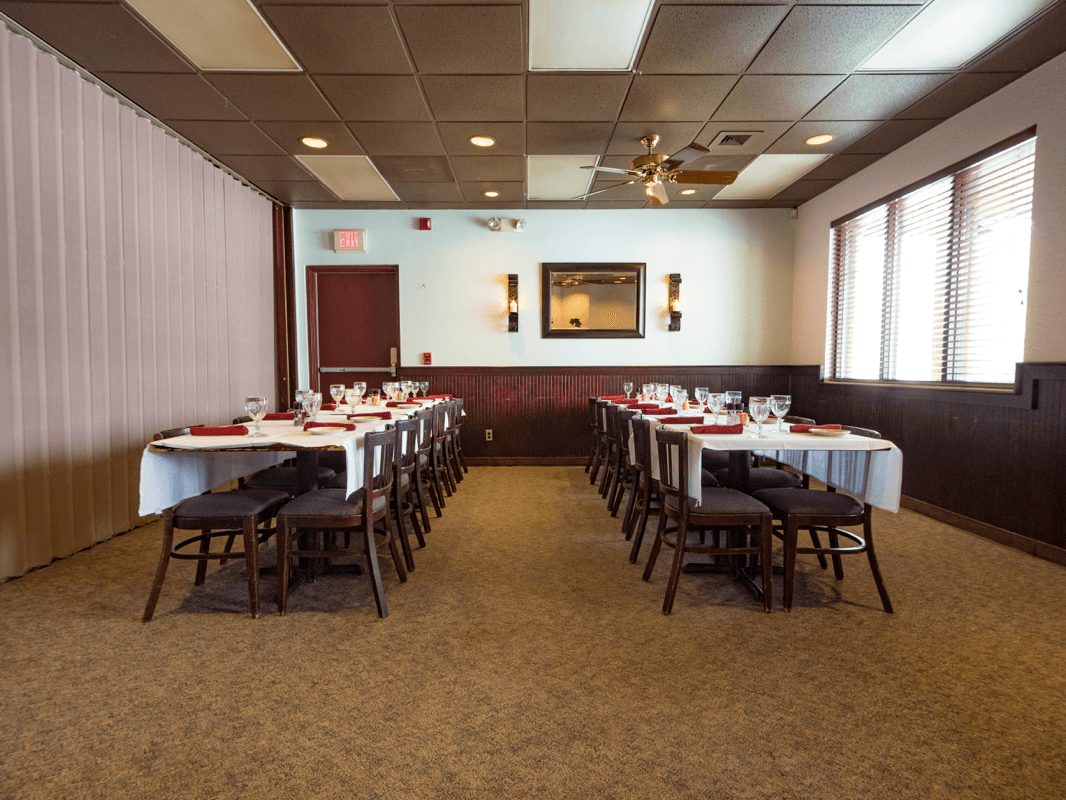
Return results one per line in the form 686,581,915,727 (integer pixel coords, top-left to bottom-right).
231,416,335,495
588,400,610,485
752,426,893,613
608,409,639,517
392,416,427,571
625,417,665,564
275,427,407,618
430,401,455,502
642,428,772,615
599,403,624,500
443,397,468,480
142,428,289,621
414,408,442,521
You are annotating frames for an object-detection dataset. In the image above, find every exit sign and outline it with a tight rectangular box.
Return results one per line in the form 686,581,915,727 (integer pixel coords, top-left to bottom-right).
332,229,367,253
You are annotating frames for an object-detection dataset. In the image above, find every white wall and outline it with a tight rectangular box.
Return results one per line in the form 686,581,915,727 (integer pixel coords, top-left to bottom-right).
292,208,795,382
792,50,1066,366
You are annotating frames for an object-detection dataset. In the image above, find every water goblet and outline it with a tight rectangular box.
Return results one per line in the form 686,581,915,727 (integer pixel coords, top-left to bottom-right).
623,381,633,399
641,383,653,401
302,391,322,422
345,388,359,409
353,382,367,402
329,383,345,406
771,394,791,432
245,396,268,437
401,380,414,400
657,383,670,403
694,387,709,410
670,384,682,403
749,396,771,438
420,381,429,397
674,390,688,411
708,393,725,425
725,390,743,424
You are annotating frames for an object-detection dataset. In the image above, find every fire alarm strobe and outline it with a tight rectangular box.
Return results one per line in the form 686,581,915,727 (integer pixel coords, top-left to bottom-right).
422,352,432,365
419,218,432,230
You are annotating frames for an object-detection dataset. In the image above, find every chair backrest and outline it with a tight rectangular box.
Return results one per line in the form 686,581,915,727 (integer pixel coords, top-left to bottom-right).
444,399,460,432
842,425,881,439
619,409,638,458
783,415,815,426
594,400,610,433
393,417,420,477
153,425,202,441
654,427,689,507
629,416,653,473
361,427,397,508
432,402,448,442
604,403,620,444
452,397,464,428
414,408,433,457
232,415,252,424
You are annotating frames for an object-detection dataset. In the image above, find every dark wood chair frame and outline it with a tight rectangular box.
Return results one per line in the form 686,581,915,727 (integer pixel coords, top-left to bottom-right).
392,416,427,571
414,408,443,520
443,397,468,481
587,400,610,485
608,409,639,517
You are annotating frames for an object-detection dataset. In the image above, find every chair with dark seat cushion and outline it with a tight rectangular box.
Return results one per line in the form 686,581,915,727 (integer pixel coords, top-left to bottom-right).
414,408,442,521
588,400,610,485
609,409,640,517
752,426,893,613
275,427,407,618
392,416,427,571
143,429,289,621
231,416,336,495
429,401,455,502
642,428,772,615
443,397,468,482
624,417,661,563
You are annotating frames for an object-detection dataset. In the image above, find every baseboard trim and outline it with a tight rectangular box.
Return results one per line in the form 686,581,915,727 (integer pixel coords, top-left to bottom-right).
901,495,1066,568
466,457,586,467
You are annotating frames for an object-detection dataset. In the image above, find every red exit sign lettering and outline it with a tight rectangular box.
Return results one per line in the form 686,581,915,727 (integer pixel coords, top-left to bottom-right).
332,229,367,253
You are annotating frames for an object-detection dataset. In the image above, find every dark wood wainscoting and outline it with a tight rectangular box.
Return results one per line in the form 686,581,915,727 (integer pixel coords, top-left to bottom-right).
398,366,793,463
790,363,1066,562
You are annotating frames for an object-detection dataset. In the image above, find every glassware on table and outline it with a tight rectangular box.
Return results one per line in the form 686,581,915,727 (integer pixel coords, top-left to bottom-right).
245,395,268,437
771,394,792,432
401,380,414,400
707,393,725,425
657,383,670,403
670,384,682,403
329,384,345,406
674,390,688,410
345,388,359,408
302,391,322,422
641,383,653,400
694,387,709,410
749,396,771,438
725,390,743,424
369,388,381,405
622,381,633,399
353,382,367,403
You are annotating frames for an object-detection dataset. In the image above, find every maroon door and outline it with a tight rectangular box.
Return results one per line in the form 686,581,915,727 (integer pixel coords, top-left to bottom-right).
307,265,400,396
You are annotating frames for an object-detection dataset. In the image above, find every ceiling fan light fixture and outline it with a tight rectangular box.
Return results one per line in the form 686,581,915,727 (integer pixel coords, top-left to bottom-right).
805,134,834,146
301,136,329,149
470,136,496,148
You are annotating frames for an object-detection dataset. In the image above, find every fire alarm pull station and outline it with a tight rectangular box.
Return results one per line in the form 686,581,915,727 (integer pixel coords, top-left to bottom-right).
419,218,432,230
422,352,432,365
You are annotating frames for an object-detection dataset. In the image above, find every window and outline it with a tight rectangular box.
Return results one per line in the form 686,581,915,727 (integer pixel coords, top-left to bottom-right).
827,132,1036,385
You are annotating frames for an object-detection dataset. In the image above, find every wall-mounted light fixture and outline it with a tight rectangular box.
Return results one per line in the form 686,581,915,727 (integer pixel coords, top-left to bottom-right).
488,217,527,233
507,274,519,332
668,273,682,331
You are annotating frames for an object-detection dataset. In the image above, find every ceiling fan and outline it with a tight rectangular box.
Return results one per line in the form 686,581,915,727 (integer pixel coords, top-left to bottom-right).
576,135,739,206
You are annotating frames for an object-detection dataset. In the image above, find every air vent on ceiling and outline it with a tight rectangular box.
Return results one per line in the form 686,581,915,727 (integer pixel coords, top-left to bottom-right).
710,131,759,148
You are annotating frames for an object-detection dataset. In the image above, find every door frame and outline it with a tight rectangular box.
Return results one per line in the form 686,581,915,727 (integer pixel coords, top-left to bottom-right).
306,265,400,392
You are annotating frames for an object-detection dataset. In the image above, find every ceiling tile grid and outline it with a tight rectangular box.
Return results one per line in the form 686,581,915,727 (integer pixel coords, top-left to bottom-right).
1,0,1063,208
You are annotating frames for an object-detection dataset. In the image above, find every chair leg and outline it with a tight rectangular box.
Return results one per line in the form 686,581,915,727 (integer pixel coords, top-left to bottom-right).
827,528,845,579
642,509,668,581
276,521,291,616
783,518,800,612
589,436,605,485
758,519,772,613
807,527,830,570
392,492,416,572
863,513,893,614
661,520,688,615
413,469,433,531
241,516,261,619
382,513,408,584
142,511,177,622
194,528,210,586
621,467,639,534
406,490,427,548
363,520,388,618
455,436,468,474
629,484,655,563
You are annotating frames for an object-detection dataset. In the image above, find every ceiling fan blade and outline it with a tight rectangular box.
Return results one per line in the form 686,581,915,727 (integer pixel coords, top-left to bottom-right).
659,141,712,171
645,180,669,207
670,170,740,186
571,179,640,201
580,165,641,176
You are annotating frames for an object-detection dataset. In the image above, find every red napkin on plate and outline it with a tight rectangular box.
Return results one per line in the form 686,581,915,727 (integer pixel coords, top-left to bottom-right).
646,407,678,415
425,394,453,400
304,421,356,432
691,424,744,435
263,412,294,421
347,411,392,420
663,416,705,424
600,395,627,400
320,403,337,411
617,399,640,406
191,425,248,436
789,423,841,433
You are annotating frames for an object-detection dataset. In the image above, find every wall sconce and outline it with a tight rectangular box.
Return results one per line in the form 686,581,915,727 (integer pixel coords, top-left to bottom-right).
668,273,682,331
507,274,519,332
488,218,526,233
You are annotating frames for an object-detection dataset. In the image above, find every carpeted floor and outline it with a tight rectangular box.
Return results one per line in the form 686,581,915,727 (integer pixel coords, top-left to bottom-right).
2,466,1065,799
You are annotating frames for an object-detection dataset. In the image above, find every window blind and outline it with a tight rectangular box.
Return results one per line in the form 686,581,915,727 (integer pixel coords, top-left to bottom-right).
828,134,1035,385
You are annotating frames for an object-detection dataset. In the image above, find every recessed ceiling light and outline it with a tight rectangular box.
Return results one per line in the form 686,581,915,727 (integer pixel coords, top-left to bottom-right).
470,136,496,147
301,137,328,149
679,189,697,195
484,191,500,198
805,134,834,146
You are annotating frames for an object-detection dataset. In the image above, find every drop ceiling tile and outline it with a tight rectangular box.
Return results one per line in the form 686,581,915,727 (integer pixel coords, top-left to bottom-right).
316,76,431,121
261,5,411,73
895,73,1024,120
968,2,1066,72
438,123,525,156
450,156,525,182
527,74,632,122
664,182,721,202
585,201,647,209
464,201,527,209
388,182,464,203
0,3,193,72
703,200,767,209
606,122,704,157
591,179,648,202
166,121,286,155
637,5,789,74
842,119,941,155
770,179,838,201
527,202,585,210
713,75,846,122
655,201,707,209
804,74,951,121
695,121,793,155
252,181,338,203
673,153,755,174
767,121,883,154
257,121,366,156
371,156,454,183
396,4,523,73
203,75,337,122
406,203,464,209
749,5,919,74
215,155,314,182
620,76,738,122
460,181,525,203
527,123,614,155
801,153,884,181
346,123,445,156
762,200,803,208
597,155,642,171
97,73,244,121
420,76,523,121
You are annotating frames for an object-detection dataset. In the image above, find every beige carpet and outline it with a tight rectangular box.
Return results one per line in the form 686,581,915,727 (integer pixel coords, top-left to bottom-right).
2,466,1065,799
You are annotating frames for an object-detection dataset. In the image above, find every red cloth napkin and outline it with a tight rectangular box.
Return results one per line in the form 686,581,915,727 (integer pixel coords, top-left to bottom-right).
600,395,627,400
691,424,744,435
633,403,661,410
646,408,678,415
663,416,705,424
191,425,248,436
347,411,392,420
385,401,418,408
304,421,356,432
617,399,640,406
789,423,841,433
263,412,294,421
424,394,453,400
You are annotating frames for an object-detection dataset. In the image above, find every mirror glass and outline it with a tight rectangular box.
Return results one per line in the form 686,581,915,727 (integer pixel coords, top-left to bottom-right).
541,263,645,339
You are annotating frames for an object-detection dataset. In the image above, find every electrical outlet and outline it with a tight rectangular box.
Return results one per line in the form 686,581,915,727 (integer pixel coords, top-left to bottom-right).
485,429,493,441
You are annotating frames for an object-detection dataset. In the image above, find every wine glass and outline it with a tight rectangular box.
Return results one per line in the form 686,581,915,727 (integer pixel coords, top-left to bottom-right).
670,384,682,403
623,381,633,399
657,383,670,403
749,396,771,438
694,387,709,411
302,391,322,422
707,393,725,425
353,382,366,403
419,381,429,397
245,395,267,437
771,394,791,432
345,388,359,409
674,389,688,411
329,384,345,406
402,380,415,400
725,390,742,424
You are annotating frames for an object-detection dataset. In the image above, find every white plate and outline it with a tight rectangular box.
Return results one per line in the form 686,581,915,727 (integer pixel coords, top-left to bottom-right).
807,428,849,437
395,403,421,409
307,426,347,435
347,416,379,423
